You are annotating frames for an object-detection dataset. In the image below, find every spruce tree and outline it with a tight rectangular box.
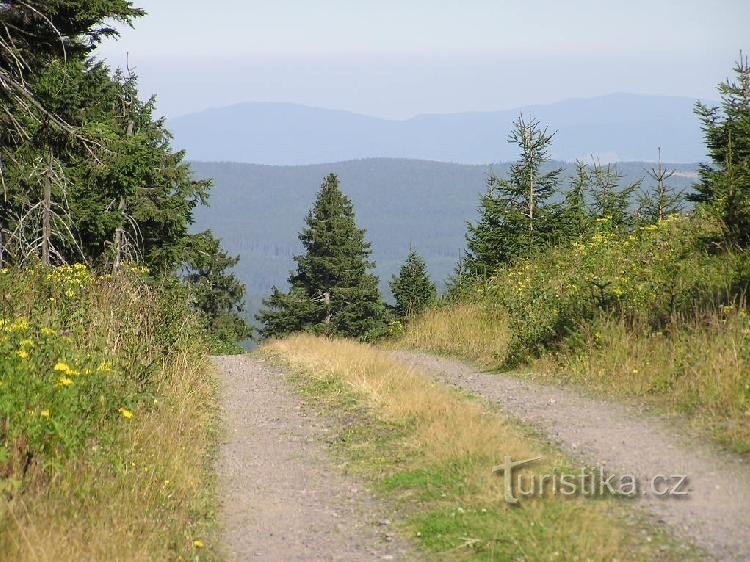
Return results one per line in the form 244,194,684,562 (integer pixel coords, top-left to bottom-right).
638,147,683,223
257,174,389,340
183,231,252,348
552,160,594,243
689,53,750,247
390,249,436,318
465,114,562,275
587,160,639,229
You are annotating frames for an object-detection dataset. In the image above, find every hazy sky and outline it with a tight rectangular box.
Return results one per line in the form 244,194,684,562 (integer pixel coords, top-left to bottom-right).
96,0,749,119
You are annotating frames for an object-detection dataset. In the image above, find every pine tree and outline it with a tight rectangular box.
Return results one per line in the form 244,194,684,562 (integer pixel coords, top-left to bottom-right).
390,249,436,318
689,53,750,246
465,114,562,275
257,174,389,340
638,147,683,223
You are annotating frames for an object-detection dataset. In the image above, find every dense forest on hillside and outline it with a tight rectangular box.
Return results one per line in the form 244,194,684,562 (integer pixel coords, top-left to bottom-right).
192,158,699,321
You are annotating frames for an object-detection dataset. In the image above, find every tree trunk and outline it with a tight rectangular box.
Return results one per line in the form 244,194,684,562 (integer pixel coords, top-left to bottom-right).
42,151,52,266
113,119,134,271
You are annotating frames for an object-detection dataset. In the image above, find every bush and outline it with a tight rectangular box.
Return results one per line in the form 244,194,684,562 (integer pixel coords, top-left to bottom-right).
0,264,205,485
477,214,737,364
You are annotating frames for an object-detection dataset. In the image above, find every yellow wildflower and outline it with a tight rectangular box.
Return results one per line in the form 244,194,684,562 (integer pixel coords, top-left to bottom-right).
9,317,29,332
193,539,204,549
56,376,74,387
118,407,133,419
40,410,50,418
16,349,29,359
97,361,113,373
41,327,56,336
54,362,72,374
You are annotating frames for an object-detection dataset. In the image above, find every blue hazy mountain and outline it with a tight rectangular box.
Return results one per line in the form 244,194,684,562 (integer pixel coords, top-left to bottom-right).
172,93,709,165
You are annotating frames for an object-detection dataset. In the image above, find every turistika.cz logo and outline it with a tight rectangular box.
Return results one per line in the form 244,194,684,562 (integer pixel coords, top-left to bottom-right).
492,456,689,504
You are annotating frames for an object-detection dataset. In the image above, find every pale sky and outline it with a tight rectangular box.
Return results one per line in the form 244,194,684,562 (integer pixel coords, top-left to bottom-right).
96,0,749,119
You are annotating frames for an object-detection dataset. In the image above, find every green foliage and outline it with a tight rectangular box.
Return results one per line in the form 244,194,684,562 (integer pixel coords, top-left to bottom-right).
638,150,683,223
0,3,246,349
257,174,389,341
586,160,640,229
465,114,562,275
474,214,736,365
0,265,205,484
690,53,750,247
390,249,436,318
183,231,252,352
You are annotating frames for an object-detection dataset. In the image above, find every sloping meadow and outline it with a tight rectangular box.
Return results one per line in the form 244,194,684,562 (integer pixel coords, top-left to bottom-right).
400,214,750,450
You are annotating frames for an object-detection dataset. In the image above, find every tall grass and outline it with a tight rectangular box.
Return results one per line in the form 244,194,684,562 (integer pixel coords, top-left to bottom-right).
393,302,509,369
533,308,750,452
0,266,220,560
265,335,694,561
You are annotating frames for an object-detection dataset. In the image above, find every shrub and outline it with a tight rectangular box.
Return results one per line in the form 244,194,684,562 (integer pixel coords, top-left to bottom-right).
478,214,737,364
0,265,205,485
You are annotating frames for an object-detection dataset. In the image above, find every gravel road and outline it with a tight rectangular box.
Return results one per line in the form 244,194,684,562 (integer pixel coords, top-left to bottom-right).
391,350,750,562
213,354,416,562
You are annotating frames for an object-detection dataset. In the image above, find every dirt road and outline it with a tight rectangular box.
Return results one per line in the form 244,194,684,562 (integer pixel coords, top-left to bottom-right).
391,351,750,562
213,354,415,562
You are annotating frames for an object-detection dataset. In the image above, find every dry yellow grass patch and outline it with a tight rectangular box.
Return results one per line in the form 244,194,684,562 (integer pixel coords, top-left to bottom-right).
393,302,509,369
264,335,686,561
0,351,220,562
534,309,750,451
271,334,533,465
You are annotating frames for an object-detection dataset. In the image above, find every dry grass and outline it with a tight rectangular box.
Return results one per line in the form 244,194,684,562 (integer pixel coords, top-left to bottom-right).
534,309,750,452
0,350,220,561
265,335,692,561
393,302,509,369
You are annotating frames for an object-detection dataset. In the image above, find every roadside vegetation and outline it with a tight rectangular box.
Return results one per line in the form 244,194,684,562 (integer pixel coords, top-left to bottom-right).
0,3,243,559
264,335,698,561
0,266,219,560
395,56,750,453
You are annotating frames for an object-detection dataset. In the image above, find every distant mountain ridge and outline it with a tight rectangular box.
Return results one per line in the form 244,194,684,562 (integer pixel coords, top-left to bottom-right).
171,93,711,165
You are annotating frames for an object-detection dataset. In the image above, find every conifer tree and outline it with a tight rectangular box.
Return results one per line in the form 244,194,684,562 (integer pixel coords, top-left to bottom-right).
257,174,389,340
0,2,250,350
552,160,594,243
465,114,562,275
689,53,750,246
639,147,683,223
390,249,436,318
183,231,252,348
587,160,639,229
